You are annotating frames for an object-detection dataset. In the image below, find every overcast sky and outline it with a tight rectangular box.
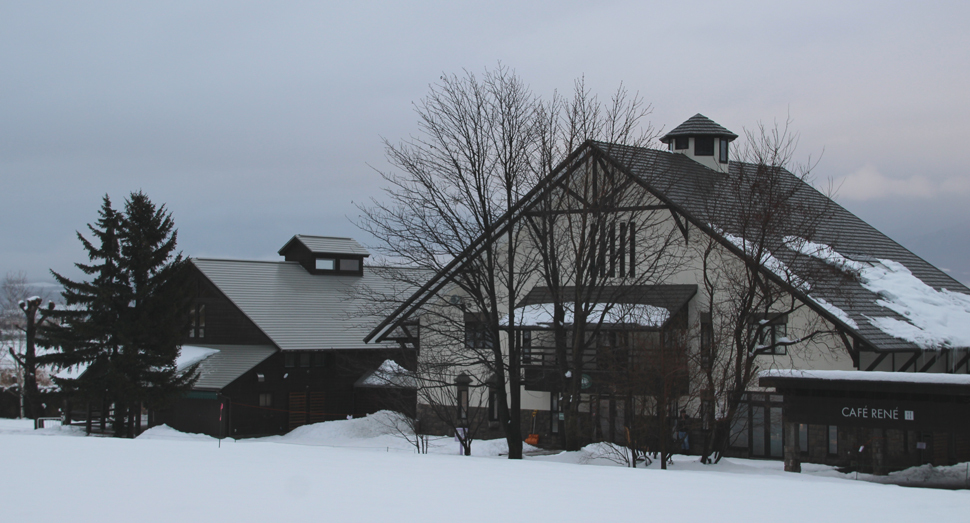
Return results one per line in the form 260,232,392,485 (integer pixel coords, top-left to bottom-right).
3,1,970,289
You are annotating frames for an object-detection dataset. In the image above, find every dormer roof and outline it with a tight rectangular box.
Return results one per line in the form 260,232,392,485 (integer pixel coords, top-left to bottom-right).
278,235,370,257
660,113,738,143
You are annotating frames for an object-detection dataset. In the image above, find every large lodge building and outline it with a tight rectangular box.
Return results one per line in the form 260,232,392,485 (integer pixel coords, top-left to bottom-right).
170,115,970,473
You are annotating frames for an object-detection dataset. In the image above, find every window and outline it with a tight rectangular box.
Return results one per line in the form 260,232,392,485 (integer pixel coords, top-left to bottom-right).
798,423,809,454
339,258,360,271
750,315,788,355
465,321,494,349
188,304,206,338
458,389,469,420
551,394,561,434
284,353,297,368
592,220,636,279
299,352,311,367
729,403,749,448
520,329,532,364
828,425,838,455
256,373,265,383
719,138,729,163
674,136,689,150
488,388,499,422
313,352,329,367
259,393,272,407
694,136,715,156
700,312,713,370
314,258,335,270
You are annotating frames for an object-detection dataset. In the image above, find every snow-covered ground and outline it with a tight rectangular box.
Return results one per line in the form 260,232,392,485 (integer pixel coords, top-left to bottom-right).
0,413,967,522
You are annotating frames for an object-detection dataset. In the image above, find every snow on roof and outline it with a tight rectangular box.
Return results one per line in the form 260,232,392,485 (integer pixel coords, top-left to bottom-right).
502,302,670,328
786,237,970,350
176,345,220,371
722,232,807,290
356,359,416,388
760,368,970,386
54,363,89,381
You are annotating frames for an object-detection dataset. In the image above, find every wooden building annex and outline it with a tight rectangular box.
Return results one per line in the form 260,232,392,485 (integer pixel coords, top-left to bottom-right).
156,235,420,438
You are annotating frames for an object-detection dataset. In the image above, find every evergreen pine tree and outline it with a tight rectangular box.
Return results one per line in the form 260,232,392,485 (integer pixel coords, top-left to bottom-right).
41,195,127,430
116,192,194,436
41,192,196,437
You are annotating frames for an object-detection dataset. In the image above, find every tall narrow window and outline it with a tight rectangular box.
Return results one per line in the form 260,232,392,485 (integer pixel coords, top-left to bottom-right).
618,222,627,276
700,312,713,371
719,138,729,163
487,388,499,421
455,374,471,421
608,223,616,278
188,304,206,338
458,390,469,420
628,222,636,277
828,426,839,455
188,305,196,338
197,304,205,338
798,423,809,454
521,330,532,364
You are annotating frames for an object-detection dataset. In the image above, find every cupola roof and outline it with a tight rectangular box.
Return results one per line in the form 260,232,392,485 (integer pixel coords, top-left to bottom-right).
660,113,738,144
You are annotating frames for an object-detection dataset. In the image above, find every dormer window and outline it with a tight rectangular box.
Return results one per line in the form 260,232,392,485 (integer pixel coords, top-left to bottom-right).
279,235,370,275
695,137,715,156
719,139,729,163
675,136,689,150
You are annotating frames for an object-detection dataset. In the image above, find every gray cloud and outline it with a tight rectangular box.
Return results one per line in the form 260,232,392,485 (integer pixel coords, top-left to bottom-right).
2,1,969,287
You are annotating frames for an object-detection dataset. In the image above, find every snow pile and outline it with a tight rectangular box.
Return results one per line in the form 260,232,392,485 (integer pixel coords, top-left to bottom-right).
357,359,416,388
138,424,219,442
279,410,406,443
504,302,669,328
786,237,970,349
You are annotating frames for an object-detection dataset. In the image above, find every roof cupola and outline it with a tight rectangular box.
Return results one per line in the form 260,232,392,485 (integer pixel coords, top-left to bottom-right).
278,235,369,276
659,114,737,172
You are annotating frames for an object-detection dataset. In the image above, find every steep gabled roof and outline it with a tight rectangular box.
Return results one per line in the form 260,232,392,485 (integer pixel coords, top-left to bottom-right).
193,258,420,350
366,140,970,353
598,142,970,352
660,114,738,143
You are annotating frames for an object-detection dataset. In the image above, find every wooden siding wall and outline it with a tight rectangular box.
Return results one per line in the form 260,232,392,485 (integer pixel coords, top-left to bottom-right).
218,348,416,437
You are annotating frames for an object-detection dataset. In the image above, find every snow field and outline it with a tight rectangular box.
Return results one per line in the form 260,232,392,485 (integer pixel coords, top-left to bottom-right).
0,414,966,522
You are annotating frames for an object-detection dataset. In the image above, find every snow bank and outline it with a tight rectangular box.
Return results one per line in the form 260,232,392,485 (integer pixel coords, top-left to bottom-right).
785,237,970,349
138,424,219,442
279,410,406,443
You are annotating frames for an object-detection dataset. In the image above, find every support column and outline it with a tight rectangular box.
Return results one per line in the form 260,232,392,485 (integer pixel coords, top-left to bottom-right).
784,421,801,473
872,427,887,476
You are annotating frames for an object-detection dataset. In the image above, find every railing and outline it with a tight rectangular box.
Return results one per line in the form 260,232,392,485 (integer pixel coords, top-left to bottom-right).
34,417,63,429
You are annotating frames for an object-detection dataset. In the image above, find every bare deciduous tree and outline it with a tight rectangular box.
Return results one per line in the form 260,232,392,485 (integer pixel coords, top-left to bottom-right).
694,119,848,463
